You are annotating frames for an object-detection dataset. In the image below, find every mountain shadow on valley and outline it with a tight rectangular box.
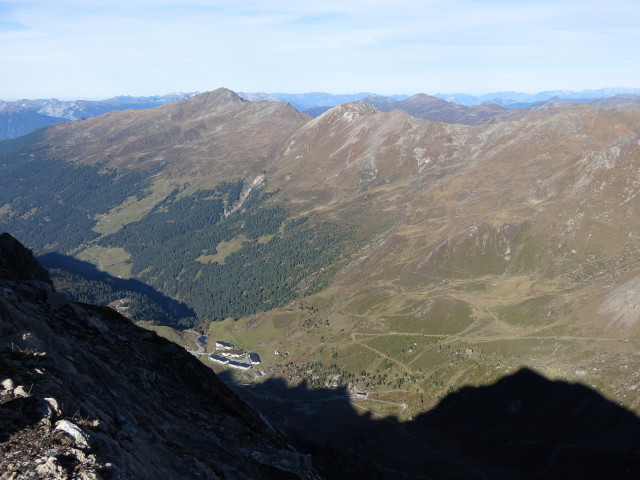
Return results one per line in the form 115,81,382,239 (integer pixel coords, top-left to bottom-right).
223,368,640,479
38,252,196,326
0,233,318,479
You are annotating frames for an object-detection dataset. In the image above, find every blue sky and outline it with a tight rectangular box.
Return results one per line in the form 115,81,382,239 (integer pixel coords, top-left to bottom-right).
1,0,639,99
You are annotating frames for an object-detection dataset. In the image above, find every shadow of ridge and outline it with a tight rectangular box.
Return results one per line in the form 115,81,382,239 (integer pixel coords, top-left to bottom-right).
222,367,640,480
37,251,195,320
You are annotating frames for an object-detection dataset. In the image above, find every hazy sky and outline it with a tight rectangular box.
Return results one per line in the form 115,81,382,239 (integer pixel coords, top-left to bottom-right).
1,0,639,99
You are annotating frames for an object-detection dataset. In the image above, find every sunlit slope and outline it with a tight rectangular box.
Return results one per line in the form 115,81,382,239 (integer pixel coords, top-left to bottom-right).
208,101,640,416
264,102,640,336
36,88,310,178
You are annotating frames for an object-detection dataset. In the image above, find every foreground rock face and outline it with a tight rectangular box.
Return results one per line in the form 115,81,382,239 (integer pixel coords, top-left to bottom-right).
0,233,319,480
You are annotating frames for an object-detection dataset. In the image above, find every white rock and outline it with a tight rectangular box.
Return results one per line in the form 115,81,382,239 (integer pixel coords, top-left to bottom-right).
77,472,101,480
44,397,61,415
1,378,14,390
13,385,29,397
55,420,90,448
36,457,59,476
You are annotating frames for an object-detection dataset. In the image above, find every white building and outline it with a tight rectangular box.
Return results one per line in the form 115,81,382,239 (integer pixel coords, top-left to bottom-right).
220,349,245,358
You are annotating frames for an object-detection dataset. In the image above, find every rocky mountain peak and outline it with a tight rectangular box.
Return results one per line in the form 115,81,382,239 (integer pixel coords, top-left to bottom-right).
186,87,247,109
406,92,447,103
298,101,380,134
331,100,379,116
29,86,309,178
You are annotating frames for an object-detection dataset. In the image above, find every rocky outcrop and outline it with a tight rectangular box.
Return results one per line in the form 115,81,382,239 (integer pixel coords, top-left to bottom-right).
0,233,319,480
0,233,50,283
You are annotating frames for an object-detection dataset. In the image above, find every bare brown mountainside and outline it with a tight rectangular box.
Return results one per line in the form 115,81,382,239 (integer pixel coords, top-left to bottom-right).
268,99,640,325
3,89,640,421
36,88,310,180
271,100,640,249
588,95,640,114
251,99,640,415
363,93,527,125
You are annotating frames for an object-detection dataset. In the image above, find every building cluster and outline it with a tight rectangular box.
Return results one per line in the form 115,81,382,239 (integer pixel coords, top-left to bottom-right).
208,340,261,371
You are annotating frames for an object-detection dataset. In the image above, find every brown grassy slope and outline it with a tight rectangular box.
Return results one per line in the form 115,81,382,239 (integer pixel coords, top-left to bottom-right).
34,88,311,181
290,101,631,347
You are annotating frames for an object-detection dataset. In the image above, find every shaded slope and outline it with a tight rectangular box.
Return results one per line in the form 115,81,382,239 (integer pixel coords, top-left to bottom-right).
232,368,640,479
0,233,319,479
38,252,195,325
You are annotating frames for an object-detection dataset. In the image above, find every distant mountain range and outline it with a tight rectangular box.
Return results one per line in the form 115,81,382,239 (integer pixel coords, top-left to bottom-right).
238,87,640,110
0,92,198,140
0,102,66,140
435,87,640,106
361,93,528,125
3,87,639,140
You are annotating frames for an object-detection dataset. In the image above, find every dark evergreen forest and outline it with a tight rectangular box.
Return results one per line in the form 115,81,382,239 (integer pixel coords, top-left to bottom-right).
0,137,150,253
101,182,353,323
1,138,353,328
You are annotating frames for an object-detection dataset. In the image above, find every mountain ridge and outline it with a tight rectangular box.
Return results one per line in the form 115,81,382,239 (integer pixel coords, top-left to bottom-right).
32,88,309,177
362,93,527,125
3,87,639,140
